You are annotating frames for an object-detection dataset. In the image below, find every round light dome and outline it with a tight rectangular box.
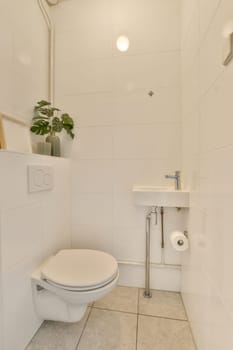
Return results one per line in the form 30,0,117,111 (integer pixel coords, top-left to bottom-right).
46,0,59,5
116,36,130,52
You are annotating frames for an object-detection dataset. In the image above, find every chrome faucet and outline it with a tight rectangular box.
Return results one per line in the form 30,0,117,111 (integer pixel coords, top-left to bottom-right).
165,170,181,190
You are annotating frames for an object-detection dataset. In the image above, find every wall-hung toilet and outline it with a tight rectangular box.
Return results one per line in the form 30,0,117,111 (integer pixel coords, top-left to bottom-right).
31,249,119,322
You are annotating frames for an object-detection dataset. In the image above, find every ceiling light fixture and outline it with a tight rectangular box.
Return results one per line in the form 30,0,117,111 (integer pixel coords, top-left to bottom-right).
116,36,130,52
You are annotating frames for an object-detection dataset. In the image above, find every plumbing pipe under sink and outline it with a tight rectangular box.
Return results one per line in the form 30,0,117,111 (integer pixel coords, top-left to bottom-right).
144,207,157,298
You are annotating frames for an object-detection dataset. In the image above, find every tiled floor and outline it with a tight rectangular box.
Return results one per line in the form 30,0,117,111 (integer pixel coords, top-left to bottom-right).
26,286,196,350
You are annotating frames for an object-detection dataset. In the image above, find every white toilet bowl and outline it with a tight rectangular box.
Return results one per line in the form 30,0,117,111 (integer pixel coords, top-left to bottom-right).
31,249,119,322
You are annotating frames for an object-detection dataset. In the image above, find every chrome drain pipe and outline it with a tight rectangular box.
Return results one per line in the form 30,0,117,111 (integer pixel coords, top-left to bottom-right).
144,206,157,298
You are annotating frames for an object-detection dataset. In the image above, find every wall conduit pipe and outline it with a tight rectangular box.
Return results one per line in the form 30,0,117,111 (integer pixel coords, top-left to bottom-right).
37,0,55,104
161,207,164,248
142,206,182,297
144,206,157,298
160,206,165,264
144,211,152,298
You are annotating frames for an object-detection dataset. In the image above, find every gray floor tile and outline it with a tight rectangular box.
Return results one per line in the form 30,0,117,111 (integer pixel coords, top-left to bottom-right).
94,285,138,314
77,308,137,350
139,289,187,320
26,308,90,350
137,315,196,350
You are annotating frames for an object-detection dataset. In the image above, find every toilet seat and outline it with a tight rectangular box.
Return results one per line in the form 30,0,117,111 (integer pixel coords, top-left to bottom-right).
41,249,118,292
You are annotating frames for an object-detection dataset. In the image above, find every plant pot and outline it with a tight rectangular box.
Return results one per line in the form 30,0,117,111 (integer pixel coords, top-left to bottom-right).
46,134,61,157
36,141,51,156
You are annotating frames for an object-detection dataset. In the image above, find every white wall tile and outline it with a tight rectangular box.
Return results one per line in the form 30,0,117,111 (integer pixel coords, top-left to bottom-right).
163,208,187,265
182,0,233,348
55,27,112,62
71,225,114,254
182,61,200,116
199,0,222,40
72,193,113,227
181,6,199,73
0,1,13,116
54,0,182,296
113,87,181,125
112,52,180,93
72,160,114,193
200,148,233,316
113,227,146,262
2,259,42,350
0,218,4,350
57,87,181,128
0,1,66,349
71,193,113,252
56,59,113,96
118,263,181,291
52,0,113,35
112,0,181,54
0,3,49,342
56,93,114,127
200,64,233,152
113,159,182,193
74,126,114,159
182,110,200,157
0,152,71,350
113,193,147,229
199,0,233,96
113,123,181,159
1,204,44,272
0,0,48,122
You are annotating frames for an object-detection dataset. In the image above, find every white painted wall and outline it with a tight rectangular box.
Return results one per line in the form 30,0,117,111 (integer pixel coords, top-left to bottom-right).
0,0,49,122
0,1,72,350
0,152,71,350
181,0,233,349
53,0,184,291
0,215,3,350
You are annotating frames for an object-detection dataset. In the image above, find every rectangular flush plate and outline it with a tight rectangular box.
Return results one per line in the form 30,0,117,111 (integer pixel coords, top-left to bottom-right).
28,165,54,193
223,32,233,66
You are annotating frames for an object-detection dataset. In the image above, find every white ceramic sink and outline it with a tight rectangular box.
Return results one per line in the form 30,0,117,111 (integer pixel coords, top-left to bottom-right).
132,185,189,208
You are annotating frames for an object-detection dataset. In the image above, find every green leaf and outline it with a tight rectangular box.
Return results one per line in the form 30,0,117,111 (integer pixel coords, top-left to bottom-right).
37,100,51,107
51,117,63,133
32,115,49,121
32,101,76,139
34,100,60,118
61,113,75,139
34,100,51,111
30,120,50,135
67,129,75,139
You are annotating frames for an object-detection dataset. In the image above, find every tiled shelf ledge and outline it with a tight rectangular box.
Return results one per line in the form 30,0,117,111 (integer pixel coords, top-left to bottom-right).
0,149,70,160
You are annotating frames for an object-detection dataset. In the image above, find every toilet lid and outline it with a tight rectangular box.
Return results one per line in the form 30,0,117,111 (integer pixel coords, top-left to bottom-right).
41,249,118,290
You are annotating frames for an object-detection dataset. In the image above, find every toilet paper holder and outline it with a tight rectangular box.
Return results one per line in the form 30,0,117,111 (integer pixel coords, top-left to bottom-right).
177,231,188,246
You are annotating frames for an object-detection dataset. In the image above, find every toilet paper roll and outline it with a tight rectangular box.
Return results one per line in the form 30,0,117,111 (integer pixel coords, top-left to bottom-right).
170,231,189,252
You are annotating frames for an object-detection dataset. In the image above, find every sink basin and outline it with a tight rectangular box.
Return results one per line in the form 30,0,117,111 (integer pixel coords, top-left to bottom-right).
132,185,189,208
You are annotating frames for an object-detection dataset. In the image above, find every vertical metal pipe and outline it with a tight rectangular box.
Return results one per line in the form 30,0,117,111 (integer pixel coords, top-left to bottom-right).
48,28,55,104
37,0,54,104
161,207,164,248
144,212,152,298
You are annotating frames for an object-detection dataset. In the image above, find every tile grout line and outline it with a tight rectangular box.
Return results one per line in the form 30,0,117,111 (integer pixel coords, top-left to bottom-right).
92,305,137,315
74,307,93,350
180,295,198,350
92,306,188,322
139,312,188,322
180,293,188,321
74,289,193,350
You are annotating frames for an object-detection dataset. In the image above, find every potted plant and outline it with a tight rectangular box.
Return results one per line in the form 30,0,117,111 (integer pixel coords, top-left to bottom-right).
30,100,75,156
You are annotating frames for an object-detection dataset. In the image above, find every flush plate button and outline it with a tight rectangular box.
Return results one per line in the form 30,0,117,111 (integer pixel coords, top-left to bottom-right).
28,165,54,193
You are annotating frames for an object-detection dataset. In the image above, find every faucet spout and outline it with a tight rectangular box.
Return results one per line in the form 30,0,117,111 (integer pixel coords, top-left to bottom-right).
165,170,181,190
